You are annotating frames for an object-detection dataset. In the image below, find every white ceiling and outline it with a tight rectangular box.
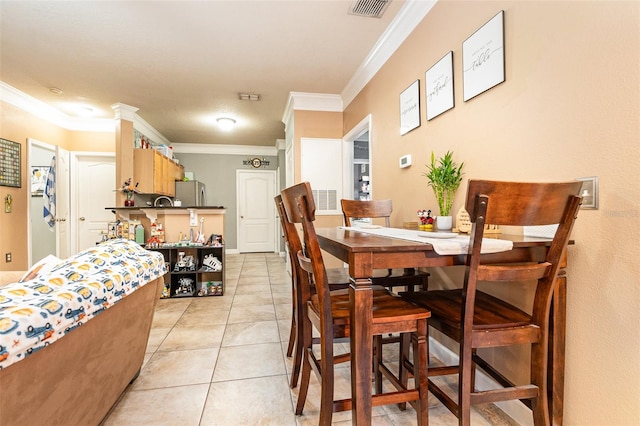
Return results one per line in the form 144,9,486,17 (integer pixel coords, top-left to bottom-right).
0,0,431,147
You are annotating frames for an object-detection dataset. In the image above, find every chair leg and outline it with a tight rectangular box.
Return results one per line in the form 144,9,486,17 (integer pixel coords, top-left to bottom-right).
289,322,303,388
458,343,473,426
290,287,306,388
374,335,383,395
414,319,429,426
287,282,297,357
295,349,311,415
286,311,296,357
398,332,411,410
531,341,551,426
319,342,335,425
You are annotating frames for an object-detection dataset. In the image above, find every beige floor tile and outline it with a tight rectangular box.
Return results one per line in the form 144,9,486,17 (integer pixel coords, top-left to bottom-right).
234,283,272,295
131,348,218,390
158,324,226,351
200,375,296,426
221,320,280,346
272,292,291,306
151,300,190,328
277,318,294,343
212,342,286,382
228,304,276,323
175,308,229,327
103,383,209,426
237,275,270,286
187,295,232,310
146,327,172,353
274,302,292,320
231,292,274,306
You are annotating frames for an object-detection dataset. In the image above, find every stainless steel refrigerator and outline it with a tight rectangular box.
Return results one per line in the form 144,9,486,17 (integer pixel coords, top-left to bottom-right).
175,181,206,206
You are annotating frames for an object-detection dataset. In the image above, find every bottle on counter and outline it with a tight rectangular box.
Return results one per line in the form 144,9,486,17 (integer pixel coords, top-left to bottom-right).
135,223,145,244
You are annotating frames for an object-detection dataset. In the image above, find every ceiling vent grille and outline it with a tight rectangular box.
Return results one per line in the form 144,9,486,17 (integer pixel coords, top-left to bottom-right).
238,93,261,101
348,0,391,18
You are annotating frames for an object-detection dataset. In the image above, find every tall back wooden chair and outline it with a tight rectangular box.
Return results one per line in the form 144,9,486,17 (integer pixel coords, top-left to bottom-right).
275,194,350,389
341,198,429,292
401,180,582,426
281,182,430,425
341,198,393,227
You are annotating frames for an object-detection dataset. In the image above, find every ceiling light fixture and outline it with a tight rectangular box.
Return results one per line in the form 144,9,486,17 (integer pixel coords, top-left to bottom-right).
217,117,236,131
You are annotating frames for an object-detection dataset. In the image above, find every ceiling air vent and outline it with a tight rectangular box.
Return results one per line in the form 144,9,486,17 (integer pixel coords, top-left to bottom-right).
348,0,391,18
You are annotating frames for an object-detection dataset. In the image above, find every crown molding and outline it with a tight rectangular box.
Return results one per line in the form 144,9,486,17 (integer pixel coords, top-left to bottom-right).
171,143,277,157
131,111,173,146
111,102,138,121
341,0,437,107
1,81,115,132
282,92,343,125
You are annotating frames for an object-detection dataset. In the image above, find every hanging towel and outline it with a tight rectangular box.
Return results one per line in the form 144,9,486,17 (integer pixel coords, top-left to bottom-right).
43,155,56,230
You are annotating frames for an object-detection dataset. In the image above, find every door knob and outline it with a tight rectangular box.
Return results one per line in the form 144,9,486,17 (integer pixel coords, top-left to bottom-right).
79,217,86,221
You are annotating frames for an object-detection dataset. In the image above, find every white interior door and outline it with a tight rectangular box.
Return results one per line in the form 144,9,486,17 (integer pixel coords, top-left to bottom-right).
55,146,70,258
237,170,276,253
72,153,115,253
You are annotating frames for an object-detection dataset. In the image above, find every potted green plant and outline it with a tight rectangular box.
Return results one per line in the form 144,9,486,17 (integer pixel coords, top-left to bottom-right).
423,151,464,230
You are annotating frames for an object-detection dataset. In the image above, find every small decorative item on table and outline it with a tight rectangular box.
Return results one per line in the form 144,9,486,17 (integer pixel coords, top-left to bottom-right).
417,209,434,231
455,207,472,234
118,177,139,207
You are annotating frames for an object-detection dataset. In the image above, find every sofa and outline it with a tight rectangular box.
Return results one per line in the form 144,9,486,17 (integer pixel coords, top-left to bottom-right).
0,239,166,425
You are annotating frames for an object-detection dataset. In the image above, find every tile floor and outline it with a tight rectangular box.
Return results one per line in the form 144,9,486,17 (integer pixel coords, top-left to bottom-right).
103,253,518,425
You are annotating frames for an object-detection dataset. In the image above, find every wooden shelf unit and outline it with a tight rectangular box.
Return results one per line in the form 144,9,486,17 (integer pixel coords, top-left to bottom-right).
150,245,225,298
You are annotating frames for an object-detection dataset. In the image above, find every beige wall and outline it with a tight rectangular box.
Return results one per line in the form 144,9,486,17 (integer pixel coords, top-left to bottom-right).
0,101,114,270
292,110,346,268
343,1,639,424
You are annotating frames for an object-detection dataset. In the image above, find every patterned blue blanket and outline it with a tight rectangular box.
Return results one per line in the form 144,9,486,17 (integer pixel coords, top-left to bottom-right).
0,239,166,369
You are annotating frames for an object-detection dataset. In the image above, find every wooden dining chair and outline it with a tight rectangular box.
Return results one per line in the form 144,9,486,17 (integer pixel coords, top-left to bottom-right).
275,194,351,389
400,180,582,426
281,182,430,425
341,198,429,292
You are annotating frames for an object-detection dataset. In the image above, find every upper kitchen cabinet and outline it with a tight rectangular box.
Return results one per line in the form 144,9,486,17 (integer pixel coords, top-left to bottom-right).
133,148,184,196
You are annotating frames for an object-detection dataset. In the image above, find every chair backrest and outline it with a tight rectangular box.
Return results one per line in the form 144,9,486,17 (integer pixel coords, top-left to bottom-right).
275,194,306,300
341,199,393,227
280,183,334,338
463,180,582,330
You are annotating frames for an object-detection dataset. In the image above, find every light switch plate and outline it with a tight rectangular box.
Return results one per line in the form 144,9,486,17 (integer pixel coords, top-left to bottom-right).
189,209,198,226
576,176,598,209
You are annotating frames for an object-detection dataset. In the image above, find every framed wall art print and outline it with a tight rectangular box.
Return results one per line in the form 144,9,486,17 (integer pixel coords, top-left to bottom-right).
425,51,454,120
399,79,420,135
462,10,505,101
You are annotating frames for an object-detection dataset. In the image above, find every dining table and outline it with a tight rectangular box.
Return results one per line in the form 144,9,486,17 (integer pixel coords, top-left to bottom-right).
316,226,570,426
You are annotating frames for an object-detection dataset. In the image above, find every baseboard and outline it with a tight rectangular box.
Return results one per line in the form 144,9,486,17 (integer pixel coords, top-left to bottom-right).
225,248,239,254
428,337,534,426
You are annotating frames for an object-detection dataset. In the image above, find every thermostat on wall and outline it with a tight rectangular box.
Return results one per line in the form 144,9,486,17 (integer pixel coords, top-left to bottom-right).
399,154,412,168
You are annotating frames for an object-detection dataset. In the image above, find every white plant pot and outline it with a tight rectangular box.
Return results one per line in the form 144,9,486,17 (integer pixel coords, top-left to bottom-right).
436,215,453,231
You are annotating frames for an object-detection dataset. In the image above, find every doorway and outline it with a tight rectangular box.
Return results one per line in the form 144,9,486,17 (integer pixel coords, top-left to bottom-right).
28,140,56,265
70,153,115,253
343,114,373,200
27,139,70,265
236,169,276,253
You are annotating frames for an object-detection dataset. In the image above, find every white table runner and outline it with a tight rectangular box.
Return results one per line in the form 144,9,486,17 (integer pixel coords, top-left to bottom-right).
339,226,513,255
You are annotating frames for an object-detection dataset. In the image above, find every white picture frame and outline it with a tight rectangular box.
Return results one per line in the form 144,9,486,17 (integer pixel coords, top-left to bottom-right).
425,51,454,120
399,79,420,135
463,10,505,101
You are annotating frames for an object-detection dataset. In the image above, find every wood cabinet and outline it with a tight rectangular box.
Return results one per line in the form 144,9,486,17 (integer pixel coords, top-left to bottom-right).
133,149,184,196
